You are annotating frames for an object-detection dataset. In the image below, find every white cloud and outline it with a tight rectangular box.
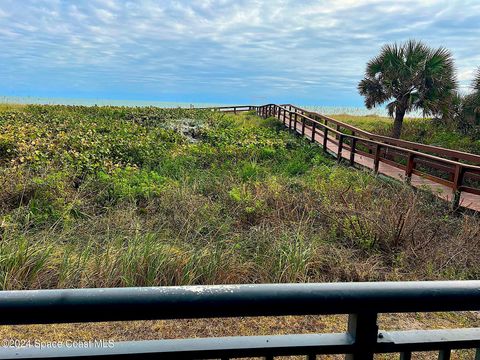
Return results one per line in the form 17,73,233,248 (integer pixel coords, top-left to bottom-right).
0,0,479,104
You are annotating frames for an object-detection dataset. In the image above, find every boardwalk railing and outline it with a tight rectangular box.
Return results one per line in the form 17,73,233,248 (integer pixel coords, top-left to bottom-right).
281,103,480,166
227,103,480,209
1,281,480,359
197,105,254,114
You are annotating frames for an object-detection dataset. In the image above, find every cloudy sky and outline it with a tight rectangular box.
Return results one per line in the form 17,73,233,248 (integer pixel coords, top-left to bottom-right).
0,0,479,106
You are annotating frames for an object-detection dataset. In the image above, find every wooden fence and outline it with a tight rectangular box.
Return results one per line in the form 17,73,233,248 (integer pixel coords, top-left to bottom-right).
205,104,480,210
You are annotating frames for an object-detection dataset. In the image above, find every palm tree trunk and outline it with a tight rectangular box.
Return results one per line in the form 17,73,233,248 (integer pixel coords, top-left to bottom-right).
392,107,406,138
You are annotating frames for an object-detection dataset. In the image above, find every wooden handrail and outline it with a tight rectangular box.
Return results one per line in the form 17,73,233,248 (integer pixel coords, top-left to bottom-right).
282,103,480,165
273,104,480,171
200,104,480,207
249,104,480,210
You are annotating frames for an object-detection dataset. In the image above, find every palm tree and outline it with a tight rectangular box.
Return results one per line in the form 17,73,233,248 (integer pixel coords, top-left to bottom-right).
459,67,480,132
358,40,457,138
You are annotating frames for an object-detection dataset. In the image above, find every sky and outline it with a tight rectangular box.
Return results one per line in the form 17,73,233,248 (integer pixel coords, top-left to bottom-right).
0,0,479,106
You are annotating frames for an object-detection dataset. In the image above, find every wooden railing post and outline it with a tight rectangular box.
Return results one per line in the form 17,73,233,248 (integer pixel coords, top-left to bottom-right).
301,116,306,136
452,164,464,209
234,107,237,115
345,312,378,360
337,134,344,163
349,138,357,166
311,122,316,142
323,128,328,152
405,153,415,183
450,157,459,181
289,111,293,130
294,112,298,133
374,144,381,174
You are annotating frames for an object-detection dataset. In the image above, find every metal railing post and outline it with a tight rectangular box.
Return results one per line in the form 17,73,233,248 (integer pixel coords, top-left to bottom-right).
438,349,452,360
346,312,378,360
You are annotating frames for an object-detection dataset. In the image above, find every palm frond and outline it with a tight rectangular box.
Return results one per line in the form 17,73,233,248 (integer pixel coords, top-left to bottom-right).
473,67,480,92
358,78,390,108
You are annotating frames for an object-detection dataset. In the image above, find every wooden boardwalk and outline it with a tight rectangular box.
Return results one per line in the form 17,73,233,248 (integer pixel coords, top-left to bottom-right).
210,104,480,212
291,120,480,212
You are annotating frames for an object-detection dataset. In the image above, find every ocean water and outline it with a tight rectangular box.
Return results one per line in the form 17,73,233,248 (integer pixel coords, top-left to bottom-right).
0,95,396,116
0,96,226,109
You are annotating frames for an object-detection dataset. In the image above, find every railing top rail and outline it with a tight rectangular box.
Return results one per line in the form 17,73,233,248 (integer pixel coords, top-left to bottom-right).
1,281,480,325
195,105,254,110
281,103,480,164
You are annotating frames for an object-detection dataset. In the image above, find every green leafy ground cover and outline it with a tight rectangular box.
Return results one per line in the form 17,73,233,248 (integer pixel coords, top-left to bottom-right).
0,105,479,291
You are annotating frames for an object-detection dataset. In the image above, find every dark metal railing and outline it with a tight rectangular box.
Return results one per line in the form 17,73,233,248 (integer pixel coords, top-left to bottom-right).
1,281,480,359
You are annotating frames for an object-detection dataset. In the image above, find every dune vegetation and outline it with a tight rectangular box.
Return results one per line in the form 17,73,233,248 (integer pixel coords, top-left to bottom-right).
0,104,479,291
